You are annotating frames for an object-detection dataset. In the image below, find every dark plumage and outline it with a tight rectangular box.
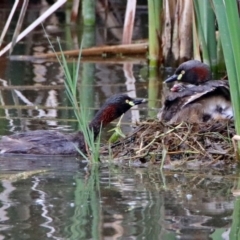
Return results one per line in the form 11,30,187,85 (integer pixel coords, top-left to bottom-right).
0,94,145,155
158,60,232,123
164,60,211,84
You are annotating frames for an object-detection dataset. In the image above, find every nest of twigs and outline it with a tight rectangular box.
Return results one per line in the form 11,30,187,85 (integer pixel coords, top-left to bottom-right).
102,120,237,165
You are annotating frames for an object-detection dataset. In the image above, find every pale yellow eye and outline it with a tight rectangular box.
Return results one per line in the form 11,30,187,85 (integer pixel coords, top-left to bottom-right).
177,70,185,81
126,99,134,106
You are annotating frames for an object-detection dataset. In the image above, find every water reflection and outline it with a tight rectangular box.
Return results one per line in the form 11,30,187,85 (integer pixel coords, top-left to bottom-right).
0,3,150,134
0,158,236,239
0,57,149,136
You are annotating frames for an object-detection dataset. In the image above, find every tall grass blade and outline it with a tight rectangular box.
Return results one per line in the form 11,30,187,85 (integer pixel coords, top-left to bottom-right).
212,0,240,154
41,30,101,162
196,0,216,68
60,41,101,162
203,2,217,69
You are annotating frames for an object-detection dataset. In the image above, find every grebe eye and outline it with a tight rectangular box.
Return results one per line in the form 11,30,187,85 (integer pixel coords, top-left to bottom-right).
177,70,185,81
125,99,134,106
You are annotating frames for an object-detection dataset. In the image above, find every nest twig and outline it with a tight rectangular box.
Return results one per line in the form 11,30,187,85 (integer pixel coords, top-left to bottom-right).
101,120,236,165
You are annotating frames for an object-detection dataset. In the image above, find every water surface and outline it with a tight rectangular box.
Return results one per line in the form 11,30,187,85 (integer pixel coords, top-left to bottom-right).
0,156,237,239
0,3,238,240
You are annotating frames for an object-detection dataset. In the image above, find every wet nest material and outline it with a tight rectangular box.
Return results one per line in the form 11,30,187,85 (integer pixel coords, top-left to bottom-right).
102,120,236,165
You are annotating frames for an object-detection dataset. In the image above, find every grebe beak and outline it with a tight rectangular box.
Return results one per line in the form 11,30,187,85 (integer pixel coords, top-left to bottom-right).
128,98,147,106
164,74,178,83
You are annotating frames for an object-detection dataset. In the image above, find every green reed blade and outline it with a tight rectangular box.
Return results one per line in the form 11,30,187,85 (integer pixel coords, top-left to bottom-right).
212,0,240,136
148,0,162,68
194,0,217,69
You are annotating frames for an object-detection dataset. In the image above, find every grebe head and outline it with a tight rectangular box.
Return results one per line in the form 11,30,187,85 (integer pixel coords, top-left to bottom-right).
91,94,146,126
165,60,211,85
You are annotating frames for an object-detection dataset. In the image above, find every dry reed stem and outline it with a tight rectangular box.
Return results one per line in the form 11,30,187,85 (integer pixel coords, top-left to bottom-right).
31,43,148,59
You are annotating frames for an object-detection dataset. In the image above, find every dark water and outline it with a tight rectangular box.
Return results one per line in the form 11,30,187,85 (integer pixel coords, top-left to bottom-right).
0,3,238,240
0,156,237,240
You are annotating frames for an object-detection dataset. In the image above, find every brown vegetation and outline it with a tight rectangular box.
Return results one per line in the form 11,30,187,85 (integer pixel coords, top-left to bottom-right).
103,120,236,166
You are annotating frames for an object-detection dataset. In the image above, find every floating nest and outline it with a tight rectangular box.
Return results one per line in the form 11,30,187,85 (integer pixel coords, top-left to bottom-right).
102,120,237,165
